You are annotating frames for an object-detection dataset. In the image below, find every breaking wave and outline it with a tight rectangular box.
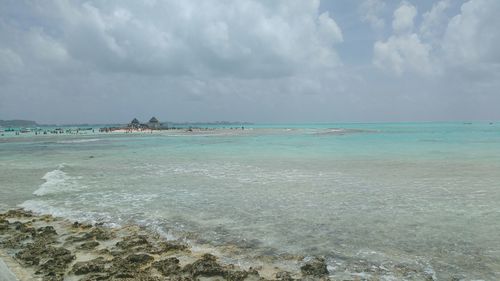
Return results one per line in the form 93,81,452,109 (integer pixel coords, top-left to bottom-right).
57,138,100,144
33,164,84,196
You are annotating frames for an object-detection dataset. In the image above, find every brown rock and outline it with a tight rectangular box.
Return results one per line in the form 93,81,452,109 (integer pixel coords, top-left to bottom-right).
126,253,154,265
183,253,225,277
276,271,294,281
153,257,181,276
72,257,106,275
300,257,329,277
78,241,100,250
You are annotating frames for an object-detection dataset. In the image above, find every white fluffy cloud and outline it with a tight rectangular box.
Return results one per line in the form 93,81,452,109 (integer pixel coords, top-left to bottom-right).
392,1,417,34
419,0,450,41
373,1,434,75
0,0,350,123
373,0,500,77
443,0,500,66
359,0,386,31
0,0,343,79
374,34,432,75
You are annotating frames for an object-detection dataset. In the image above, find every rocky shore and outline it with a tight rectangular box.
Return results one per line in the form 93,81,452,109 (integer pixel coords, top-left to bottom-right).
0,209,330,281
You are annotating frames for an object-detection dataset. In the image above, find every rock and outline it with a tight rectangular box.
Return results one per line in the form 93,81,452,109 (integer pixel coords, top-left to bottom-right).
15,246,41,265
126,253,154,265
16,243,74,273
169,277,196,281
78,241,100,250
152,257,181,276
114,274,164,281
86,227,114,240
46,246,73,258
67,227,113,242
38,225,57,234
0,219,9,231
79,274,112,281
276,271,294,281
116,234,150,250
300,257,329,277
42,273,64,281
109,257,135,276
36,226,58,238
183,253,225,277
72,257,106,275
150,241,187,254
36,247,75,274
37,258,69,275
109,256,151,277
71,221,92,229
1,233,31,248
5,209,33,218
225,270,249,281
13,221,32,233
39,215,54,222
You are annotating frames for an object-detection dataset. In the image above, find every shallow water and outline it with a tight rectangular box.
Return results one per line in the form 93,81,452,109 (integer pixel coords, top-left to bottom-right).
1,122,500,279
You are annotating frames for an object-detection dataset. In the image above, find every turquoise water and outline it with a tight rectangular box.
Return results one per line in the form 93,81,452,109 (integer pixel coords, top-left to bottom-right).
1,122,500,279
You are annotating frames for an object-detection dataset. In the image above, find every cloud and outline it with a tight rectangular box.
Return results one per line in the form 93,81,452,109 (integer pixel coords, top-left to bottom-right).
318,11,343,45
0,48,23,74
442,0,500,66
0,0,350,123
391,1,417,34
373,34,433,75
359,0,386,31
373,1,434,75
0,0,343,79
1,0,500,123
373,0,500,77
419,0,450,41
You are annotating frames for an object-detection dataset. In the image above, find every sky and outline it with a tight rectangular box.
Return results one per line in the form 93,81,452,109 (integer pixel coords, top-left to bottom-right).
0,0,499,124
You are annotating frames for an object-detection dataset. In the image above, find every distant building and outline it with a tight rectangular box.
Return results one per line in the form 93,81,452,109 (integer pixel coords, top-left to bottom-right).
148,117,160,129
129,118,140,129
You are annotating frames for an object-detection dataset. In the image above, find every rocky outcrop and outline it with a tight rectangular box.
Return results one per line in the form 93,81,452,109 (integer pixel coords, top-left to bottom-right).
0,209,338,281
72,257,106,275
152,257,181,276
300,257,329,277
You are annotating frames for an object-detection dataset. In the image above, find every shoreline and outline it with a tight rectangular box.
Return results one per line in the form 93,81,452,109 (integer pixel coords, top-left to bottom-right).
0,209,329,281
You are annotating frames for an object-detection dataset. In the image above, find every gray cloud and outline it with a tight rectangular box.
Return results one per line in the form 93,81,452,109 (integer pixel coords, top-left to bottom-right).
11,0,343,78
1,0,500,124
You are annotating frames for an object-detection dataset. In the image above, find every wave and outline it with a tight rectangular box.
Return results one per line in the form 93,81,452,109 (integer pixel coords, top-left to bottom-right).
312,128,377,135
33,165,85,196
18,200,119,227
56,138,100,144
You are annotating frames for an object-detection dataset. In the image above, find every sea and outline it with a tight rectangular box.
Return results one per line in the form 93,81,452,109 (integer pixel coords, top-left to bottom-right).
1,122,500,280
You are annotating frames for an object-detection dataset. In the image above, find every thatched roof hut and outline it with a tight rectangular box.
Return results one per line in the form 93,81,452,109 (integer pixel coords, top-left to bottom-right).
129,118,140,128
148,117,160,129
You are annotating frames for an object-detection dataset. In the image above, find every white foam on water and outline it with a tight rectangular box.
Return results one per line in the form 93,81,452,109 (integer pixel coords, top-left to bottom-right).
57,138,100,144
33,165,85,196
18,199,120,228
